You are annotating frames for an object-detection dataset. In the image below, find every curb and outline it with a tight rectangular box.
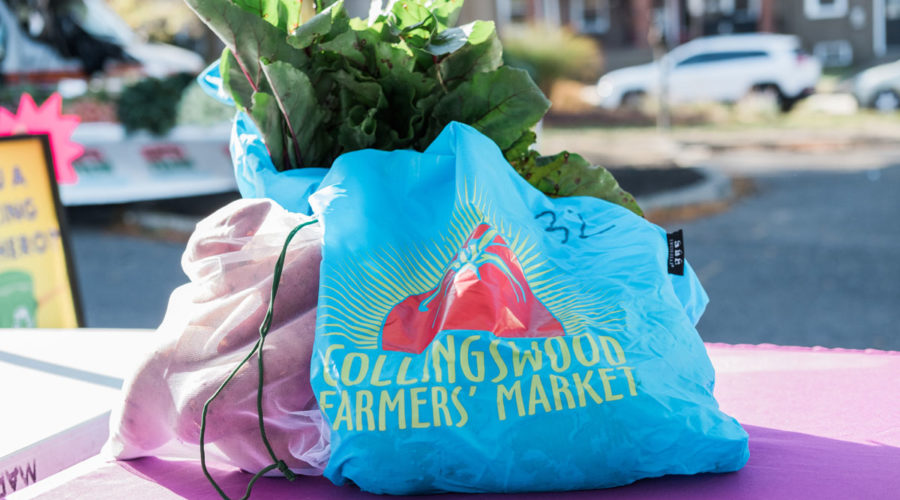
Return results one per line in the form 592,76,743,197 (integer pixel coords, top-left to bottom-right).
121,210,201,237
120,169,735,235
634,167,732,212
114,165,735,235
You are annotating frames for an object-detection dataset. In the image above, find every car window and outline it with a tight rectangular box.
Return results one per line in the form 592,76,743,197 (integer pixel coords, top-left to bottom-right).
677,50,769,66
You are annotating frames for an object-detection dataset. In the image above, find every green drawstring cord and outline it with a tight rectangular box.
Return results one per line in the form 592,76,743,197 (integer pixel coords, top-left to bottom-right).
199,219,318,500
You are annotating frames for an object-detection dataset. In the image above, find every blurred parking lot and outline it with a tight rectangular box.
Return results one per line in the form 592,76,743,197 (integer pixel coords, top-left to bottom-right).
64,137,900,351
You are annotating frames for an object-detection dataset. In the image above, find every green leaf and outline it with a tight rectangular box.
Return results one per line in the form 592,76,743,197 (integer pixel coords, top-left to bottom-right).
260,60,331,169
337,105,379,152
390,2,436,35
433,66,549,150
425,21,477,56
250,91,286,170
333,69,385,110
318,28,380,70
315,0,340,11
521,152,643,216
288,0,349,49
220,49,254,110
231,0,307,33
428,0,464,29
504,130,537,164
197,0,639,214
374,39,417,75
185,0,307,91
438,21,502,88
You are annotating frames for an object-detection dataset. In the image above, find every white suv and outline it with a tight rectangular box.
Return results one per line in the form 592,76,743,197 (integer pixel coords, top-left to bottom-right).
596,33,821,112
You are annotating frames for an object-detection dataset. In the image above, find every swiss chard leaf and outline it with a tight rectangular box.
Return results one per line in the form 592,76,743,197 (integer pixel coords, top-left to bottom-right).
412,0,463,30
231,0,306,33
389,2,437,37
260,60,331,168
504,130,537,164
315,0,340,11
220,49,254,110
429,0,464,29
437,21,502,89
250,91,286,169
199,0,640,214
433,66,550,150
317,28,381,72
185,0,307,91
337,105,379,152
425,21,480,56
288,0,349,49
516,152,643,216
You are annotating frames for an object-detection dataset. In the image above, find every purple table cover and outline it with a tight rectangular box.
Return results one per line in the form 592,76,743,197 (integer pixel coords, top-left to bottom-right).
24,343,900,499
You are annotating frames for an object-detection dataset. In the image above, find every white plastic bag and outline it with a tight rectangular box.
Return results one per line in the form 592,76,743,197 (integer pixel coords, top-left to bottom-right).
104,199,329,475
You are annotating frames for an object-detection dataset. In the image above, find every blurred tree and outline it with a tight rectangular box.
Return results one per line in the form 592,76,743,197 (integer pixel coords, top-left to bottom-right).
106,0,221,61
501,23,603,94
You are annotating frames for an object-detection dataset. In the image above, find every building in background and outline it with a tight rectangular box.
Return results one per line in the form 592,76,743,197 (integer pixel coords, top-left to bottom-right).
454,0,900,70
779,0,900,67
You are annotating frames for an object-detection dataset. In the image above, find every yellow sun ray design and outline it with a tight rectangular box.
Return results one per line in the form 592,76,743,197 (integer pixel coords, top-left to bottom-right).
352,258,409,298
382,248,432,292
317,300,381,328
510,227,524,255
320,317,385,339
334,262,395,310
523,266,552,280
320,285,382,323
358,267,407,304
423,243,449,277
323,278,388,321
320,331,377,347
517,243,541,268
371,253,424,295
434,237,454,262
447,215,468,244
321,175,626,350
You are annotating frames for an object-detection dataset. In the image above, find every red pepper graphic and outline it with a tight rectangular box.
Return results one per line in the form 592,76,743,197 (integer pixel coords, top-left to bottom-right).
382,224,564,353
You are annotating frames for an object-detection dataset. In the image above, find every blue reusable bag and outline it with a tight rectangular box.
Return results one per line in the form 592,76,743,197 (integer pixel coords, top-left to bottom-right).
199,62,707,326
306,122,749,494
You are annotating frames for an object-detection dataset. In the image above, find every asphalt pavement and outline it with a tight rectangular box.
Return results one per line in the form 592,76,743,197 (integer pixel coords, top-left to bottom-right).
67,151,900,350
667,160,900,351
70,227,187,329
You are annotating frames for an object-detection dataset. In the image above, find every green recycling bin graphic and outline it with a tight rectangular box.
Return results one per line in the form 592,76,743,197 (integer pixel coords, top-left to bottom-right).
0,270,38,328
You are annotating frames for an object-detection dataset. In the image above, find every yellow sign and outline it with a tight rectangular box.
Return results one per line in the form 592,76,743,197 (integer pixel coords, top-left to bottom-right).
0,135,81,328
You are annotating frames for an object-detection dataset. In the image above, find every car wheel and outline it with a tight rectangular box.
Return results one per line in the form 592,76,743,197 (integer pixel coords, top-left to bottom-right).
871,89,900,113
778,95,799,113
750,84,794,113
619,90,647,110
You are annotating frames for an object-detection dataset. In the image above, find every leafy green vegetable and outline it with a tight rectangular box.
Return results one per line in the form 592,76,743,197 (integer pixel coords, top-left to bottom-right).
185,0,641,215
432,66,549,150
508,150,641,214
117,73,194,135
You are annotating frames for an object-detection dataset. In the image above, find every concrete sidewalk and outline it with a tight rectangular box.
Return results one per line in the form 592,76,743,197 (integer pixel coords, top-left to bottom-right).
541,124,900,170
543,124,900,213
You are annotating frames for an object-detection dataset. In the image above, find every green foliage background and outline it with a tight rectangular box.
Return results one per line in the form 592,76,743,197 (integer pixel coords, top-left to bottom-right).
501,24,603,94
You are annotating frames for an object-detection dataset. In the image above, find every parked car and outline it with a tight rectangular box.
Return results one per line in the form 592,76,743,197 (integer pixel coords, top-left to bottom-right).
0,0,203,83
852,59,900,112
595,33,821,112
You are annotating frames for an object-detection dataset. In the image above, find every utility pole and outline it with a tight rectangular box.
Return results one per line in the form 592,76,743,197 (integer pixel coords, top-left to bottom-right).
649,25,670,131
653,0,680,131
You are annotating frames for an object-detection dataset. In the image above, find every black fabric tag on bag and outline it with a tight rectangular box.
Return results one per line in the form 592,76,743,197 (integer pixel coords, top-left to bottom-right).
667,230,685,276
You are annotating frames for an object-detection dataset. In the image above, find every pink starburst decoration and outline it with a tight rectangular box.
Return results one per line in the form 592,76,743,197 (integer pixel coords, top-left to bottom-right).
0,93,82,184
